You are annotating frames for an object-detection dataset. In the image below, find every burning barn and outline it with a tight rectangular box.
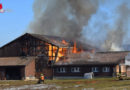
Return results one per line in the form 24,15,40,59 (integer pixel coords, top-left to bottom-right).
0,33,65,80
0,33,92,80
0,33,130,80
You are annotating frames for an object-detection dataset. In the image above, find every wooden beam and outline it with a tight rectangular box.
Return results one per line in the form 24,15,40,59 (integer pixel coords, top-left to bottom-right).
53,46,59,65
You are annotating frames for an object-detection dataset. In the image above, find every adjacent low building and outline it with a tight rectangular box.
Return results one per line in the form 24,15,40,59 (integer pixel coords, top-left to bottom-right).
0,57,35,80
53,51,130,78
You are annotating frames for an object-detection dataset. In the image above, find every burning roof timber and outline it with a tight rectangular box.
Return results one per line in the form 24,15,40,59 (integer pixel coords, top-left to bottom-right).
54,51,130,65
30,33,98,50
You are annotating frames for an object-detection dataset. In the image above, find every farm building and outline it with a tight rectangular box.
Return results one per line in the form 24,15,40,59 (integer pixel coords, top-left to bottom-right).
0,33,69,80
53,51,130,78
0,57,35,80
0,33,130,80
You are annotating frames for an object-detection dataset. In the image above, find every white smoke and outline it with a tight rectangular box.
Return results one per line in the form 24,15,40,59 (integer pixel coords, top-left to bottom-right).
82,0,130,51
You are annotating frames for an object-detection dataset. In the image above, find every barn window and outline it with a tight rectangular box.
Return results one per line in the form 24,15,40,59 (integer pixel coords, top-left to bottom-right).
102,67,110,72
57,67,66,73
92,67,99,72
71,67,80,73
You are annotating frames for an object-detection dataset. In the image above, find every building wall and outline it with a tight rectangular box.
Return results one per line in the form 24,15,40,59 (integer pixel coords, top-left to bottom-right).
35,67,53,79
20,67,25,80
54,65,115,77
0,33,58,80
127,66,130,77
0,34,51,57
0,68,5,80
0,41,21,57
25,60,36,80
42,68,53,79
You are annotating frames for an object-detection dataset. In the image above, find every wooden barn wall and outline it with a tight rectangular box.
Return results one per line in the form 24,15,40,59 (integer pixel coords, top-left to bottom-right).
0,34,52,57
35,56,53,79
0,40,21,57
53,65,115,77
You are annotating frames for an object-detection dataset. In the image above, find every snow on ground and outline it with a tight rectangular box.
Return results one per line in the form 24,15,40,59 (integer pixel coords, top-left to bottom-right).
2,84,60,90
0,84,95,90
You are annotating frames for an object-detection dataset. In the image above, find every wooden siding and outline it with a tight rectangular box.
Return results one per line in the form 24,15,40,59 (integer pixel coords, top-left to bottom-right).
0,68,5,80
0,34,58,60
25,60,35,77
127,66,130,77
54,65,115,77
0,34,60,79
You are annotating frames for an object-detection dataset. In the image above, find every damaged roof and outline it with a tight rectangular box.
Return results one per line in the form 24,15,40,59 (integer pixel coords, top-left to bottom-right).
0,33,98,50
30,33,98,50
0,33,69,48
30,33,69,47
0,57,35,66
54,51,130,66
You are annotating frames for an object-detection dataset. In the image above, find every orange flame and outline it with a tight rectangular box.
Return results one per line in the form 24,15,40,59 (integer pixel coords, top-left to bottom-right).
48,40,84,62
48,42,67,62
62,40,69,45
72,41,83,54
73,41,77,53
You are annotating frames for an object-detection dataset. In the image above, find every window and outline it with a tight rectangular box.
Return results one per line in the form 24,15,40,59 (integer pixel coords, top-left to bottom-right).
92,67,99,72
71,67,80,72
57,67,66,73
102,67,110,72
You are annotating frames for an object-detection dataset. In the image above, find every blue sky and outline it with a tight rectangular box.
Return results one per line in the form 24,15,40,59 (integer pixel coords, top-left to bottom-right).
0,0,130,49
0,0,34,47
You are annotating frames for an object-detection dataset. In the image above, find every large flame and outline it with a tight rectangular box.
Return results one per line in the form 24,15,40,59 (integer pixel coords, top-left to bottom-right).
48,40,83,62
48,44,58,60
48,42,67,62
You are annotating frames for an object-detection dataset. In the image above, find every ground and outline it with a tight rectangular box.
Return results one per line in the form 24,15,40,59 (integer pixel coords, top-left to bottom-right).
0,78,130,90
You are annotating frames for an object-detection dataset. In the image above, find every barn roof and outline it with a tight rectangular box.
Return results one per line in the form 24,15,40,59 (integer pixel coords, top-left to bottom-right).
0,57,35,66
30,33,69,47
0,33,69,48
0,33,98,50
54,51,130,66
30,33,99,50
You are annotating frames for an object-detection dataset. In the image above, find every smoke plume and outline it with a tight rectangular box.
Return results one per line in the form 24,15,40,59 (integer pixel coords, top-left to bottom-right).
27,0,98,40
82,0,130,51
27,0,130,51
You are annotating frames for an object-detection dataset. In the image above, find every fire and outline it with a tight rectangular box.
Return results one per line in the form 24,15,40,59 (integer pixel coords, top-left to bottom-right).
56,48,67,62
62,40,68,45
72,41,77,53
48,43,67,62
72,41,83,53
48,40,84,62
48,44,58,60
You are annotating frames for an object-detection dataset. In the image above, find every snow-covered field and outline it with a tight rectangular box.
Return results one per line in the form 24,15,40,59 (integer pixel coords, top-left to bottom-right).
1,84,94,90
1,84,60,90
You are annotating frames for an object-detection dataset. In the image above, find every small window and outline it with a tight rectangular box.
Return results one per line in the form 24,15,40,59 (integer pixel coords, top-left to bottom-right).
102,67,110,72
57,67,66,73
71,67,80,72
92,67,99,72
